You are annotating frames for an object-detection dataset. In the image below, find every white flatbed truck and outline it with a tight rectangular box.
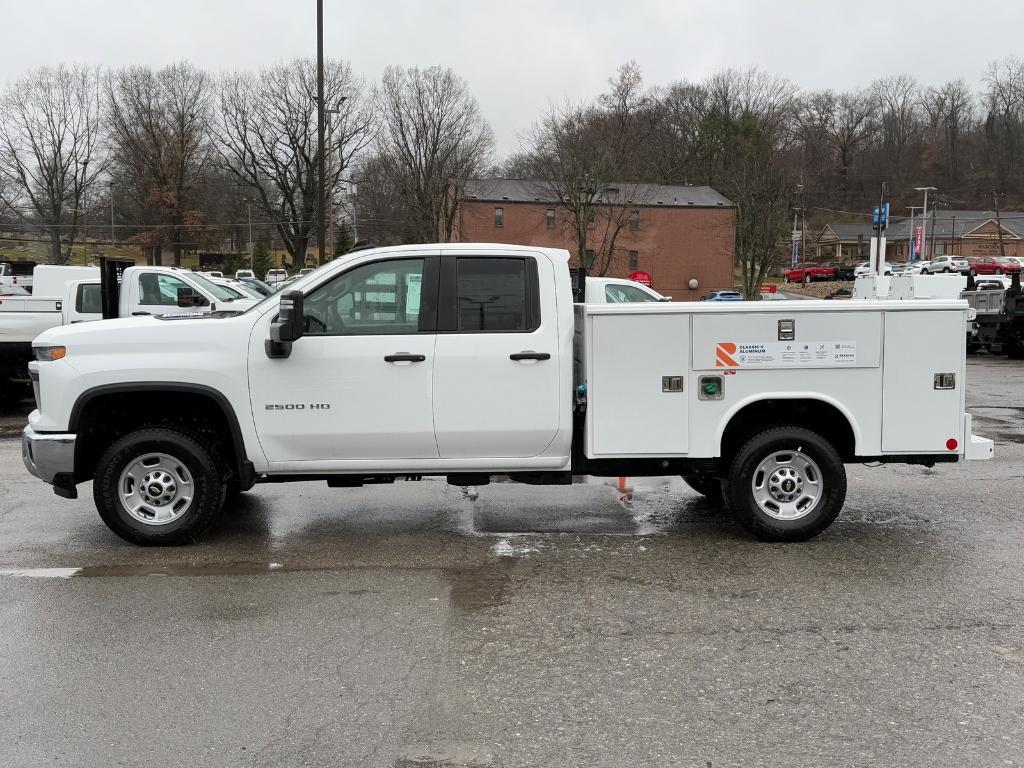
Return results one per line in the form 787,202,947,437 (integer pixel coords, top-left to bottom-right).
22,244,992,545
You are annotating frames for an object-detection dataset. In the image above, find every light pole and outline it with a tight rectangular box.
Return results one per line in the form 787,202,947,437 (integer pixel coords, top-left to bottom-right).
316,0,326,267
110,180,115,253
906,206,922,261
915,186,937,261
246,199,253,270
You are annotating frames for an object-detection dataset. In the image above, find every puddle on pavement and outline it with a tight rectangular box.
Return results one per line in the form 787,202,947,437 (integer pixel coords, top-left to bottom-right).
443,558,518,614
0,561,291,578
393,742,493,768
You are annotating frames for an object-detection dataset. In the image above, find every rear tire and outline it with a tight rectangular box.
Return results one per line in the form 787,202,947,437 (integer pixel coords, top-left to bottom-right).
804,274,812,284
93,428,226,545
723,426,846,542
681,472,725,506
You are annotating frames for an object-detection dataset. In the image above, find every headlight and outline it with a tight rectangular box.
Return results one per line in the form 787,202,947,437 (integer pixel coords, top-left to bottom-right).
34,346,66,361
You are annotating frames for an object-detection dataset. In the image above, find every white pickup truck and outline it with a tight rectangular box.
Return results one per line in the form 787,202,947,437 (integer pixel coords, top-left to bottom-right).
22,243,992,545
0,263,256,402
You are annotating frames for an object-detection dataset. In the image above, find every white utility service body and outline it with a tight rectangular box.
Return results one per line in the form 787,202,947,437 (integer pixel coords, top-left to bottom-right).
22,243,992,545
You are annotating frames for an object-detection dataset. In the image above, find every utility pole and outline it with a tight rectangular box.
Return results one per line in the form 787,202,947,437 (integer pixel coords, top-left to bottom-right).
247,199,254,270
906,206,922,260
110,181,115,252
994,191,1006,259
316,0,326,267
915,186,936,261
950,215,956,256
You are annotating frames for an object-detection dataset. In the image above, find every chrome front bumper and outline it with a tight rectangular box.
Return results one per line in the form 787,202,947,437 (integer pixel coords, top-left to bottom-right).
22,425,76,485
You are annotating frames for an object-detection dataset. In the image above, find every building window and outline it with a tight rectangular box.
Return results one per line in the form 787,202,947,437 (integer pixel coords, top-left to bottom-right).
933,241,946,256
584,249,596,268
494,207,504,228
628,250,639,270
545,208,555,229
628,210,639,231
586,208,595,229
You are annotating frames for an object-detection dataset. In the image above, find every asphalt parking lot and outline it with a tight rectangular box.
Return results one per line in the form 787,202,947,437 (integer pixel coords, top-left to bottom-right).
0,356,1022,768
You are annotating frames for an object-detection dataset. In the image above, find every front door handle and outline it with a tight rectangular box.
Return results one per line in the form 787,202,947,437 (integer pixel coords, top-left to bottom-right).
510,351,551,361
384,353,426,363
132,311,152,316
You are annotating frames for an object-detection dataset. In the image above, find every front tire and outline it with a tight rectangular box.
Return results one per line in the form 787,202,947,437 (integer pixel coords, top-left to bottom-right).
723,426,846,542
804,274,812,284
93,428,226,545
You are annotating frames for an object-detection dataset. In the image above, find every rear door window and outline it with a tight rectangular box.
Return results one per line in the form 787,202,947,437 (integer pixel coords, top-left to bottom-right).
451,258,539,332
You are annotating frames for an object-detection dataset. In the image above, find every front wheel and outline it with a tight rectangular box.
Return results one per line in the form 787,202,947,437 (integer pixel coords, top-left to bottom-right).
804,274,812,284
995,268,1003,275
723,426,846,542
93,428,226,545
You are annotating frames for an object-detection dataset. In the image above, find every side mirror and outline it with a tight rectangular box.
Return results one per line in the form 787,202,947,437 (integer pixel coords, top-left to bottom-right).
177,285,206,307
267,290,304,358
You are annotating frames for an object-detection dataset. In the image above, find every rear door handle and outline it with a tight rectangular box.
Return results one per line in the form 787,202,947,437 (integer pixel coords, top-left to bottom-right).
131,312,151,316
384,353,426,363
510,351,551,361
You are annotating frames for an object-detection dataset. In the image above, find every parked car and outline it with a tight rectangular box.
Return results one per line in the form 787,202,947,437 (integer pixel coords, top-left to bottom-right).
817,261,856,280
853,262,894,278
782,264,831,284
783,263,835,283
585,277,669,303
703,290,744,301
199,271,224,279
298,268,315,276
235,269,255,280
237,277,275,297
962,256,1021,276
265,268,289,286
924,255,970,274
904,260,932,275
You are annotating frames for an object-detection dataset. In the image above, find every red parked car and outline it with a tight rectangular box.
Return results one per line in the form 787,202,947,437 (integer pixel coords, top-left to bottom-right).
965,256,1021,276
783,262,836,283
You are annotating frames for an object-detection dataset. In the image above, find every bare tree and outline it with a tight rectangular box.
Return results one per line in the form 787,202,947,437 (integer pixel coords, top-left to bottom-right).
922,80,976,187
872,75,923,183
797,90,877,201
216,58,373,265
106,63,215,265
0,65,103,263
982,57,1024,196
377,66,493,242
525,64,657,274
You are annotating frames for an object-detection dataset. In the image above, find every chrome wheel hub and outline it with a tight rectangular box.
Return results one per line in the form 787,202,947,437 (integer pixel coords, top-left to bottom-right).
751,450,823,521
119,453,194,526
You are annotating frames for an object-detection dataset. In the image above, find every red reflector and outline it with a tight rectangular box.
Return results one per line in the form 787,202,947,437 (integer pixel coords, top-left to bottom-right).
946,438,959,451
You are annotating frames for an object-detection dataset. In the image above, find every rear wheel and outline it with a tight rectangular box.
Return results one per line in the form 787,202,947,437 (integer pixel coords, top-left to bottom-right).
93,428,226,545
681,471,724,506
995,268,1003,275
723,426,846,542
804,273,812,284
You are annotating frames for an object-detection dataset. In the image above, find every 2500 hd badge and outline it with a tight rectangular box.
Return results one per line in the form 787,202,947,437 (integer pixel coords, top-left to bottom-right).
265,403,331,410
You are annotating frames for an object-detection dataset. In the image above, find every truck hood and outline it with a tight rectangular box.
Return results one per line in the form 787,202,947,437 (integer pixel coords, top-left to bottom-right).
33,311,255,348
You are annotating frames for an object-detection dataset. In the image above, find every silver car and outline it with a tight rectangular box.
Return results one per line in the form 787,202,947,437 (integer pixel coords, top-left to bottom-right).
924,256,969,274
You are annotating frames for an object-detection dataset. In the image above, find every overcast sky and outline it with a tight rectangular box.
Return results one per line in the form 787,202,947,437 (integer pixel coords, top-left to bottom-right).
4,1,1022,154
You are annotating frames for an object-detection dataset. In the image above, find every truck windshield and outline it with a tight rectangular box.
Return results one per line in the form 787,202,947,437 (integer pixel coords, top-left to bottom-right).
189,273,243,302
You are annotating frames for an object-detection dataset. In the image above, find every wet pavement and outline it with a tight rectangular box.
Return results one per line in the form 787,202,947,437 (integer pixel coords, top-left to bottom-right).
0,356,1022,767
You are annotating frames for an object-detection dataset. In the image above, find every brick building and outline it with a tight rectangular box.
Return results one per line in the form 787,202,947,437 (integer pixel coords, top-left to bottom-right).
816,211,1024,262
451,179,736,299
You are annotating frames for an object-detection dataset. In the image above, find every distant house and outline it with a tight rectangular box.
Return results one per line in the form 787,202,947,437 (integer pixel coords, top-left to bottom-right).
814,223,876,262
450,178,737,298
886,210,1024,260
